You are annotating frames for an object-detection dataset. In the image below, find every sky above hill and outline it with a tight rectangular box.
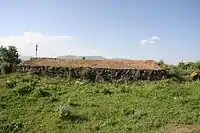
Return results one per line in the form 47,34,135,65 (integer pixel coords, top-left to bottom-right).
0,0,200,64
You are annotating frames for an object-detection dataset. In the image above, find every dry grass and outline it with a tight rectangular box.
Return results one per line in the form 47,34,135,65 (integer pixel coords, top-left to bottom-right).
23,58,161,70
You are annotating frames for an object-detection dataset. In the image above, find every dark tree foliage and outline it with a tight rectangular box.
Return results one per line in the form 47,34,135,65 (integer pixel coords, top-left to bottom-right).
0,45,21,66
0,45,21,74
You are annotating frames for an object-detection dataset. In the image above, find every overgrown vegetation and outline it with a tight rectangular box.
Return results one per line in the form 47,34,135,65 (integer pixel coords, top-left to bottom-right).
1,46,200,132
158,60,200,81
1,73,200,133
0,45,21,74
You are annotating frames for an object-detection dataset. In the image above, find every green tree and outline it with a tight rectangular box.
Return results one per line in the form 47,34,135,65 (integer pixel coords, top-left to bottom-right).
178,61,185,68
158,60,165,66
0,45,21,67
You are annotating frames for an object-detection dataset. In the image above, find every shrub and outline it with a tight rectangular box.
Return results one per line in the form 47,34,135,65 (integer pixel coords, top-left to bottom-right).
82,68,96,82
120,86,129,93
58,104,72,120
0,121,23,133
135,70,141,80
34,88,51,97
190,71,200,81
49,66,56,71
168,68,189,82
14,83,33,96
41,67,49,75
67,68,73,80
0,45,21,67
17,86,32,96
101,88,113,95
49,96,59,102
1,62,12,74
132,110,148,120
81,68,91,80
5,80,17,88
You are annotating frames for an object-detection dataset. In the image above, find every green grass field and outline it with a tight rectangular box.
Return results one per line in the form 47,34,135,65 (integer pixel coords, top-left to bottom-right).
1,73,200,133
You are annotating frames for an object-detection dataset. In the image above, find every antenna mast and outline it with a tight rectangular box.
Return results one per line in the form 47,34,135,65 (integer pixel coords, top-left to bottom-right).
36,44,38,58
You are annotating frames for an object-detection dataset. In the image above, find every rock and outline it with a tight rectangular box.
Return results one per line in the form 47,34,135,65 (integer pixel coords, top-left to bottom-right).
14,65,168,83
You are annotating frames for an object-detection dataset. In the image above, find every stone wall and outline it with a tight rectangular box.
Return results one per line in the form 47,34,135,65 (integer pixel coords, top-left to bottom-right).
15,65,169,83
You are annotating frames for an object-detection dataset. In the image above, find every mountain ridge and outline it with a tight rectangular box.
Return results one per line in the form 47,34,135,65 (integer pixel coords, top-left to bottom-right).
19,55,131,61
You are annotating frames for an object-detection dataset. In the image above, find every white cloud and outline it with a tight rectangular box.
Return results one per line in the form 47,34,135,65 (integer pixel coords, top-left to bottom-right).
151,36,160,40
0,32,134,59
0,32,73,57
140,40,148,45
140,36,160,45
0,32,110,58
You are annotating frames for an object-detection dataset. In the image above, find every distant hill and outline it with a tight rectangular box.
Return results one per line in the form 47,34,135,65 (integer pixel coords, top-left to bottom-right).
109,58,131,60
57,55,107,60
19,55,130,61
20,56,33,61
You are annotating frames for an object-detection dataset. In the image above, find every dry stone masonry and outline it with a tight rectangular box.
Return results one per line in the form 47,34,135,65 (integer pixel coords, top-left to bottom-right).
16,65,168,83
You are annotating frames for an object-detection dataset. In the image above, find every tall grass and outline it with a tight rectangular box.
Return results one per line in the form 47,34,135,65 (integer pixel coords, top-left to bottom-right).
0,73,200,133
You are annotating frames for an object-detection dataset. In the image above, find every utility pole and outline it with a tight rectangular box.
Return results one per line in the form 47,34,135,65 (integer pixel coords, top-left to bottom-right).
36,44,38,58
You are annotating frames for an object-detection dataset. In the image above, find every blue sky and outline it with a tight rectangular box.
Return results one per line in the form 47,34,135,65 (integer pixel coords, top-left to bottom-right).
0,0,200,64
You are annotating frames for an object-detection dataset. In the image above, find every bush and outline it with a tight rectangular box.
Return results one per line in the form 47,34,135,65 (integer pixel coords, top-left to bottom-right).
167,68,190,82
81,68,90,80
169,68,188,76
14,83,33,96
5,80,17,88
58,104,72,120
95,73,104,82
34,88,51,97
66,68,73,80
49,96,59,102
0,121,23,133
1,62,12,74
49,66,56,71
0,45,21,67
101,88,113,95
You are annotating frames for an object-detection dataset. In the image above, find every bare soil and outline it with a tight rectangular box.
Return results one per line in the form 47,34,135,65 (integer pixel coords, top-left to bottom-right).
23,58,162,70
156,124,200,133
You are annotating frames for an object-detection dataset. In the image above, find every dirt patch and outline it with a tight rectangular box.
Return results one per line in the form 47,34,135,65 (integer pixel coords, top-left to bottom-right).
23,58,161,70
157,124,200,133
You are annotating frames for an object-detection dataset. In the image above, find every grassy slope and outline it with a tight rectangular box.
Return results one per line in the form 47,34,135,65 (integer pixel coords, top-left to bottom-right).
1,73,200,133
